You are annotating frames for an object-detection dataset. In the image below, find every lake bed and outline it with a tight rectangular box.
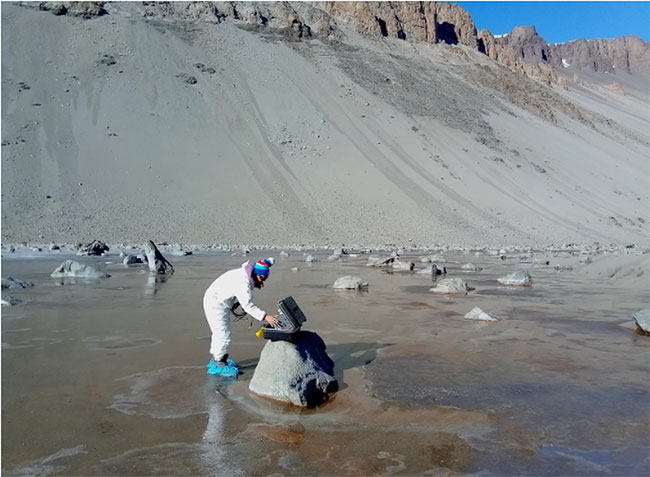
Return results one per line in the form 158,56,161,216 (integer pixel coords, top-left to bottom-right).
2,249,648,475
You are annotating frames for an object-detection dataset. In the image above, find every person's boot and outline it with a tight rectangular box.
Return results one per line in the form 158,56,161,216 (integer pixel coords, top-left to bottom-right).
206,354,227,370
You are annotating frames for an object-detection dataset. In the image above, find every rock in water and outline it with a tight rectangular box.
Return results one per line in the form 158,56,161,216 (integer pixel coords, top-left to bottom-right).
367,251,398,267
392,259,415,271
464,307,500,322
1,296,23,306
144,240,174,274
632,309,650,336
249,331,338,408
77,240,109,256
497,271,533,286
50,260,110,278
430,278,471,294
461,263,482,272
1,277,35,289
431,264,447,277
333,275,368,290
123,253,147,266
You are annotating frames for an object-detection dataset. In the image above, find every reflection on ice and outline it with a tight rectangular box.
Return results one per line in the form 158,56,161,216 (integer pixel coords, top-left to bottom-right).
83,334,161,350
100,443,204,475
109,366,209,419
2,445,87,477
2,336,62,349
145,273,170,296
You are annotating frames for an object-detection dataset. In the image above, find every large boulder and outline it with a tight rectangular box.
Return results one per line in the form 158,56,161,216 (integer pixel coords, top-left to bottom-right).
633,309,650,336
497,271,533,286
50,260,110,278
333,275,368,290
249,331,338,408
430,278,472,294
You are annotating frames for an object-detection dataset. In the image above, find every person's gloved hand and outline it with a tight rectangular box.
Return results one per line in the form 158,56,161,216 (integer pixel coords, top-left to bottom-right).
264,314,279,327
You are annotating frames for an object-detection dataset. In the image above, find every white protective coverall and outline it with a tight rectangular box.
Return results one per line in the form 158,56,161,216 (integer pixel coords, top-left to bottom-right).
202,261,267,361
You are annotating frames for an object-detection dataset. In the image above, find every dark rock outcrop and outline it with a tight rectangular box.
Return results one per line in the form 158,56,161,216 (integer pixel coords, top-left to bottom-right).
144,240,174,275
77,240,109,256
31,1,108,18
549,36,650,76
34,1,644,85
480,26,649,82
321,1,477,47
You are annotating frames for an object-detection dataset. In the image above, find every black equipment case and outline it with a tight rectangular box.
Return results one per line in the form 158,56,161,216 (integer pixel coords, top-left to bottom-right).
262,296,306,342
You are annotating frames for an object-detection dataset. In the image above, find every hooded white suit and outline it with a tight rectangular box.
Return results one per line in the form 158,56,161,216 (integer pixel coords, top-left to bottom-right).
203,260,267,361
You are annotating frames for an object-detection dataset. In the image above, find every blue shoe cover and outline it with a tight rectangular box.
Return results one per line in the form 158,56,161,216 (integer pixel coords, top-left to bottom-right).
206,359,239,376
207,364,238,377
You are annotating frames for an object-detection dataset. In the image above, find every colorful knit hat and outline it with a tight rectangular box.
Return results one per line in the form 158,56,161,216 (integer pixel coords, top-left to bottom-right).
253,257,274,277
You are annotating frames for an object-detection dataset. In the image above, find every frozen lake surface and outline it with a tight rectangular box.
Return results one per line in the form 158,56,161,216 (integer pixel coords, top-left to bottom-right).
2,249,649,475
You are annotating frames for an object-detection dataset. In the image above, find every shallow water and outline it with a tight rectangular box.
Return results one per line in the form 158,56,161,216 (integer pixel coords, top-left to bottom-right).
2,250,649,475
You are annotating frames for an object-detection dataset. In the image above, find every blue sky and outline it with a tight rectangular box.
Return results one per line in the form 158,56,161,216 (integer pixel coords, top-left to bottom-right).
457,2,650,44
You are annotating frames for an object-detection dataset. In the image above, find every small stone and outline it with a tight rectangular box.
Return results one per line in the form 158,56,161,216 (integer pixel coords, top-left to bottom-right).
1,296,23,306
50,260,110,278
430,278,472,294
464,307,500,322
333,276,368,290
461,263,482,271
497,271,532,286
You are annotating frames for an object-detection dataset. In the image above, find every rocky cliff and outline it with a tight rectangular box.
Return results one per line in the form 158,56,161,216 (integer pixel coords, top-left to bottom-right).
479,24,649,82
30,1,649,84
549,36,650,76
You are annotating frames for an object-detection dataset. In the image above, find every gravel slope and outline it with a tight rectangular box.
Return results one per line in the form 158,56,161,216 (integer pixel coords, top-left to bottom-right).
2,3,648,249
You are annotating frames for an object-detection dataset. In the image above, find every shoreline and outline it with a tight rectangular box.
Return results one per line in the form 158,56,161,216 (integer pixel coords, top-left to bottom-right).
2,240,648,260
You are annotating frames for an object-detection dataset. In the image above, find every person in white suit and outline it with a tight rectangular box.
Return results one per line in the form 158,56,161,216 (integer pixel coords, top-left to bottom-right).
202,257,279,374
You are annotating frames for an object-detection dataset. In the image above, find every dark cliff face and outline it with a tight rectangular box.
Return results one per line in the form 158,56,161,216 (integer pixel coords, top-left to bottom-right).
319,1,480,47
28,1,649,81
548,36,650,76
493,26,550,64
318,2,649,81
482,23,649,80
